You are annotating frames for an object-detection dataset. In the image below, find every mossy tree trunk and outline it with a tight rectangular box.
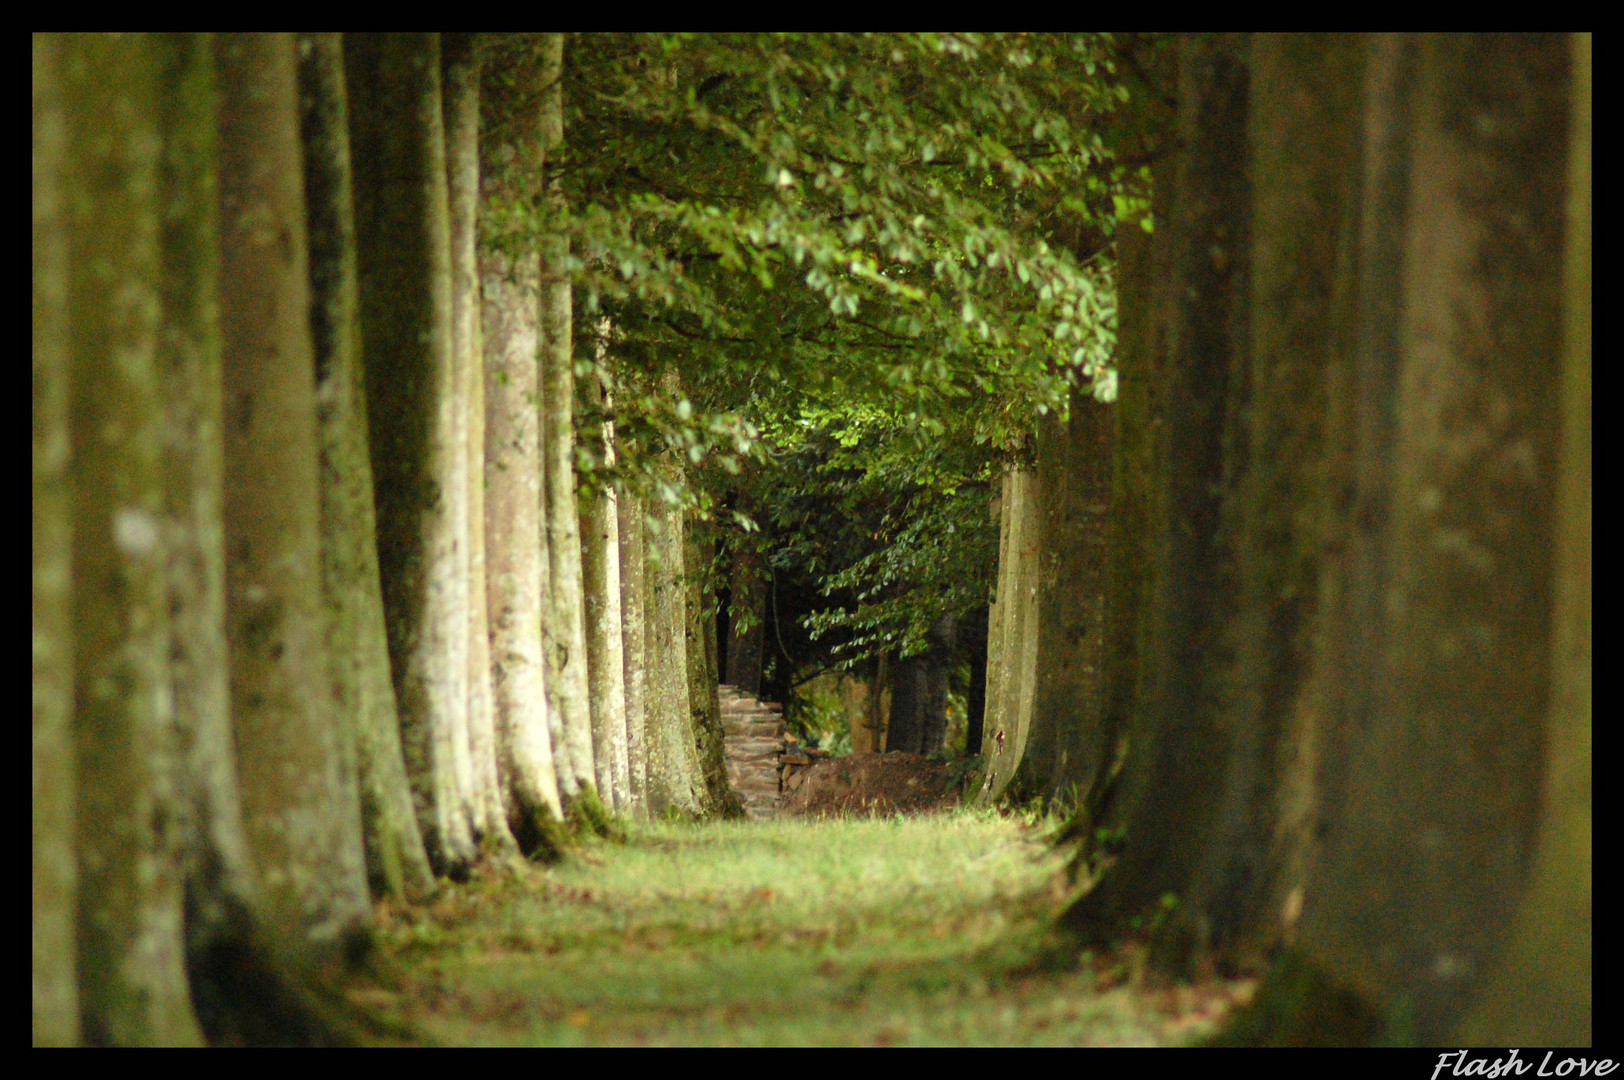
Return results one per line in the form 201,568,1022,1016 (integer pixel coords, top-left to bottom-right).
1458,32,1590,1046
217,31,372,951
1154,33,1366,973
1224,33,1572,1045
581,376,631,812
345,32,477,878
478,33,566,857
643,474,707,816
296,32,436,901
64,33,205,1046
1062,34,1252,950
443,32,518,856
1010,389,1115,802
537,33,601,819
686,519,737,815
617,489,650,814
32,31,78,1047
978,466,1040,803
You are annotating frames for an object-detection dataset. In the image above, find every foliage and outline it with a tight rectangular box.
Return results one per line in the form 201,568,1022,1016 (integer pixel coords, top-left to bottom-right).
492,31,1154,678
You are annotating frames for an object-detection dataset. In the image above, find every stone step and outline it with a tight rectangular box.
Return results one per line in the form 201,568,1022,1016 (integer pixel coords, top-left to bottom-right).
718,684,789,820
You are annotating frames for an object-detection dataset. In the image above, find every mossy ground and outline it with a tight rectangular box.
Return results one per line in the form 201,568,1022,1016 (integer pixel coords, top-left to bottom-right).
355,811,1250,1046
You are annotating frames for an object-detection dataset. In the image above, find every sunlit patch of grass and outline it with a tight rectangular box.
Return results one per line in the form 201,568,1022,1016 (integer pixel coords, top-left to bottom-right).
367,810,1237,1046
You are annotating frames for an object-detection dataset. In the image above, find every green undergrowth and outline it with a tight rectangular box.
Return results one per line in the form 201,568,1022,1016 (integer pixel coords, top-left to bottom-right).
363,810,1235,1046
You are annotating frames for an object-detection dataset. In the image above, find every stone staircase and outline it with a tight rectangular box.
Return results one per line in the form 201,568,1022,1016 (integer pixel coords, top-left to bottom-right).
718,685,786,820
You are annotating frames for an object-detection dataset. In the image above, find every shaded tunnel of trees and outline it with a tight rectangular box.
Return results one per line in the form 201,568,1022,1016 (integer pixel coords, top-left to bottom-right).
34,32,1588,1046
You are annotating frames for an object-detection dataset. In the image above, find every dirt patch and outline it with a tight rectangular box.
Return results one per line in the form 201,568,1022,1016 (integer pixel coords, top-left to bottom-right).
779,752,956,817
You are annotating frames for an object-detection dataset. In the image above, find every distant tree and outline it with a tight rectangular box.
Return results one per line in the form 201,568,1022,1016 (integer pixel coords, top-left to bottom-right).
581,372,632,811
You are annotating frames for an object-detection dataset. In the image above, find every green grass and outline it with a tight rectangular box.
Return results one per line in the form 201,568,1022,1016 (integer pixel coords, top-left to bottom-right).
363,810,1240,1046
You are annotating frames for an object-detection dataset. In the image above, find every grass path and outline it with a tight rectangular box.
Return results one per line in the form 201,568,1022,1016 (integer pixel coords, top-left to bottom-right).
360,811,1249,1046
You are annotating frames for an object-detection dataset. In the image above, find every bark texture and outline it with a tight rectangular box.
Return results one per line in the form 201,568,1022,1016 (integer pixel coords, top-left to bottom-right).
66,34,204,1045
1063,33,1252,947
345,32,477,877
443,32,517,855
297,32,435,900
537,32,599,812
33,32,78,1047
617,490,650,813
643,477,707,816
1457,32,1590,1045
217,32,372,949
581,378,630,811
478,33,565,855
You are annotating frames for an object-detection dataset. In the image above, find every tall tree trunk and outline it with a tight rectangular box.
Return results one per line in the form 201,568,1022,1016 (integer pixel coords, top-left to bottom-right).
1164,33,1364,972
643,475,706,816
978,467,1040,802
64,33,204,1045
217,31,373,951
296,33,436,901
32,31,78,1047
1063,33,1252,948
1226,33,1571,1044
617,490,650,814
537,33,601,820
1011,390,1115,801
478,33,566,857
443,32,518,856
581,378,631,811
345,32,477,878
1458,32,1590,1046
686,519,737,814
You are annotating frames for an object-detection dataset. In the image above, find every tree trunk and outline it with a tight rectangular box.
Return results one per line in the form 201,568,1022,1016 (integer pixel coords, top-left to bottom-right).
537,33,601,819
345,32,477,878
64,33,204,1045
478,33,566,857
1226,33,1571,1044
1012,390,1115,802
1161,33,1364,972
217,31,373,951
886,653,925,754
296,33,436,901
32,31,78,1047
1063,33,1252,948
582,380,631,811
687,519,737,814
918,613,957,756
643,475,706,816
443,32,518,856
617,489,650,814
1457,32,1590,1045
978,467,1040,802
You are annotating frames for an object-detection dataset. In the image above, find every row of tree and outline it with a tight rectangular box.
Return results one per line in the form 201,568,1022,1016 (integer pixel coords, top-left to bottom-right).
977,33,1590,1045
32,32,738,1046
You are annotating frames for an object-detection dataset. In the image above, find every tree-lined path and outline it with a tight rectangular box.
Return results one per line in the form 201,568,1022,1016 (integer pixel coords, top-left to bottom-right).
35,32,1589,1047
